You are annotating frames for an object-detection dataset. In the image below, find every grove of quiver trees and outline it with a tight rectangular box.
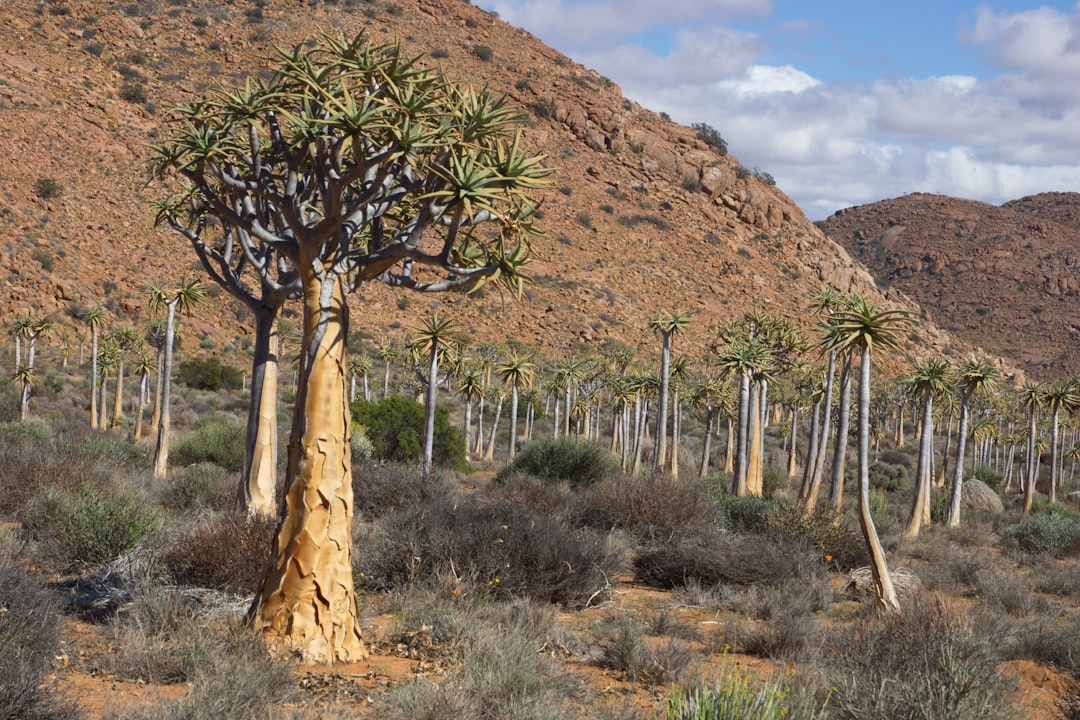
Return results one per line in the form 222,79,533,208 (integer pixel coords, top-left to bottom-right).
151,34,550,663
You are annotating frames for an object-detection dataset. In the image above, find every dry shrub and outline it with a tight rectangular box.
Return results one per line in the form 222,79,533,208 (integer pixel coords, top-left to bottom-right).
573,471,720,542
765,501,867,570
597,614,694,686
973,569,1047,618
633,529,815,589
0,420,97,520
162,512,276,593
353,462,454,520
358,493,626,607
725,581,828,663
826,598,1014,720
1010,614,1080,678
379,621,580,720
110,601,293,720
1032,558,1080,597
0,566,80,720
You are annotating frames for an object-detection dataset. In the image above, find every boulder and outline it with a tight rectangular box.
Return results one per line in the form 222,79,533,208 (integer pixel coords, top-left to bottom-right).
961,478,1004,513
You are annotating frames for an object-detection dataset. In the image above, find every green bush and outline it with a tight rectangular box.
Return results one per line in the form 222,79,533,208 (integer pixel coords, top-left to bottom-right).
869,461,909,492
176,357,243,391
692,122,727,154
761,464,788,495
1002,505,1080,557
172,415,246,472
472,44,493,61
714,492,774,533
351,396,468,473
26,482,160,567
497,436,617,488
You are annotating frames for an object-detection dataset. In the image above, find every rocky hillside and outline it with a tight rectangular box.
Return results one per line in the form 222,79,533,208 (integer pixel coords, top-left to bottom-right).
0,0,969,368
824,192,1080,377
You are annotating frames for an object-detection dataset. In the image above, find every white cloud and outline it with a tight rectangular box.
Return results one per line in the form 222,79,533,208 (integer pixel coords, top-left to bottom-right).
485,0,772,51
479,1,1080,219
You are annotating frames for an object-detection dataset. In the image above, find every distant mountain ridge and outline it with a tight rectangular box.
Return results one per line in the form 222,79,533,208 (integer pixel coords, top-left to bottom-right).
825,191,1080,377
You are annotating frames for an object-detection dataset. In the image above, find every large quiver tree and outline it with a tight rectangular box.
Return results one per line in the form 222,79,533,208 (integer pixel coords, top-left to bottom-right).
150,33,549,664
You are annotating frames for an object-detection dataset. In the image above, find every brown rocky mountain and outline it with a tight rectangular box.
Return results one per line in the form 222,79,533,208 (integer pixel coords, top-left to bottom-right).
1,0,969,369
824,192,1080,378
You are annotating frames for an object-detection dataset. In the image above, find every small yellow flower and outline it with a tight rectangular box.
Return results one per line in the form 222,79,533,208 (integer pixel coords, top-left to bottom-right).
824,554,832,562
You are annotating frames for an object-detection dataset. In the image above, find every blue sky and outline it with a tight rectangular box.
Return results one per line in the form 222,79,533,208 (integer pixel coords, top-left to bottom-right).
474,1,1080,219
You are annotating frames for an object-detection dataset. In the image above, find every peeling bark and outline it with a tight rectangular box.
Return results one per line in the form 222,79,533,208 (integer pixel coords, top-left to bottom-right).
251,268,365,663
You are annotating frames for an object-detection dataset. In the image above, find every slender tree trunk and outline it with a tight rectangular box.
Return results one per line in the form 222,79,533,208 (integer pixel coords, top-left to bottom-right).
150,348,165,436
787,406,799,478
746,382,763,496
110,355,125,428
483,394,504,461
98,373,109,431
1024,408,1038,513
240,306,281,518
90,327,99,429
507,384,520,461
699,407,714,479
464,397,474,462
1050,407,1061,505
947,391,972,527
152,302,178,479
654,334,670,471
422,346,439,482
830,356,853,521
904,392,934,539
134,372,148,441
801,399,821,499
808,350,838,509
632,397,648,475
669,389,680,479
475,394,486,456
732,371,751,496
856,347,899,611
724,416,734,474
251,268,365,664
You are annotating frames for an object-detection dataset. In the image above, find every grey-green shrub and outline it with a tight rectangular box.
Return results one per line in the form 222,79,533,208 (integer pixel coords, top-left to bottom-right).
1002,504,1080,557
172,415,246,472
497,436,617,488
26,482,159,567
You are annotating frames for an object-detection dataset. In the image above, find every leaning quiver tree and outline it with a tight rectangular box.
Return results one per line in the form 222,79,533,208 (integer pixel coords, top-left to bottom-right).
150,33,549,663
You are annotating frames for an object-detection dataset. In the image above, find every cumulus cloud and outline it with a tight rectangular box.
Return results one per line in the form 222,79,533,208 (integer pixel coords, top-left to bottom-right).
478,1,1080,219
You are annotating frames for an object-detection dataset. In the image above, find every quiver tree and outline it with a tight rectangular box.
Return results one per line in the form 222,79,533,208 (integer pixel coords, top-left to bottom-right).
84,308,107,429
946,359,999,526
648,310,691,472
408,312,468,482
150,33,549,664
148,280,207,479
826,293,912,612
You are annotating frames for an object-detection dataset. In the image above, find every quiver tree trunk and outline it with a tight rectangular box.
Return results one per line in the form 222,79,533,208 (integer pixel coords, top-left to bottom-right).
250,269,366,664
152,302,177,479
240,306,281,518
856,347,900,611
